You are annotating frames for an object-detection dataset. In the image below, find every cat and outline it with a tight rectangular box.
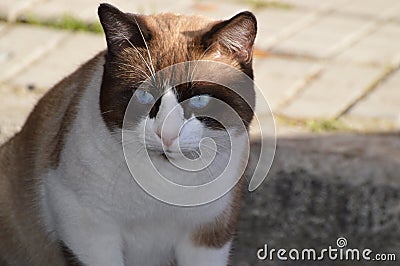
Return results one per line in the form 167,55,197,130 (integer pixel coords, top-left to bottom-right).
0,3,257,266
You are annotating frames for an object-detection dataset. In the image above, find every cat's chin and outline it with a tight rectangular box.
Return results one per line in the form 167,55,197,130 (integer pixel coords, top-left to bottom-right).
146,148,200,162
164,151,199,161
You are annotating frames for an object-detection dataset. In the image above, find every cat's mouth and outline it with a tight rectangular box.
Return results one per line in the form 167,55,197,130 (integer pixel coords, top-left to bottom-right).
145,146,201,161
156,150,200,161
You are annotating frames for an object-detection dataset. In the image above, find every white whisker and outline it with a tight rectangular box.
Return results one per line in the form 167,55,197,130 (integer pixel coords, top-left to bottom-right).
111,61,150,79
132,17,156,77
192,149,213,180
119,33,155,83
199,144,222,156
101,110,115,115
190,42,217,84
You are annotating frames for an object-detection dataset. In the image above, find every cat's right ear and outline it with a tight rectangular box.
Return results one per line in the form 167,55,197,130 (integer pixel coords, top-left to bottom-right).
202,11,257,65
98,3,151,54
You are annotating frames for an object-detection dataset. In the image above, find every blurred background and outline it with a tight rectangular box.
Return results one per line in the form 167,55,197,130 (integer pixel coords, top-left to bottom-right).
0,0,399,265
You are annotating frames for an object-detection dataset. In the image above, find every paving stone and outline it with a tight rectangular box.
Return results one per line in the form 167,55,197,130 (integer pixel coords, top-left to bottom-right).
276,0,337,10
0,23,7,43
270,13,369,59
346,69,400,124
331,0,400,19
391,12,400,23
0,85,42,144
335,23,400,67
10,32,106,90
0,0,38,21
109,0,196,15
0,23,6,33
253,57,321,112
0,24,67,82
24,0,196,23
383,2,400,21
105,0,247,19
254,8,317,49
187,1,251,19
20,0,98,23
280,63,384,119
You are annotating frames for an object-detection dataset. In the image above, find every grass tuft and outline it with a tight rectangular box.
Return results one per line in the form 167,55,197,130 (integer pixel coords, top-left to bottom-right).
276,116,350,133
20,14,103,33
243,0,293,9
305,119,348,133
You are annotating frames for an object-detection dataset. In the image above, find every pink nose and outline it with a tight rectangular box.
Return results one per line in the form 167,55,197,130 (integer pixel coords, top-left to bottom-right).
156,131,177,147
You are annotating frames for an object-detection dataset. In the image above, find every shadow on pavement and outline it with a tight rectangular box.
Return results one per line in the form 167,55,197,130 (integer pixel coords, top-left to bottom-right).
234,132,400,266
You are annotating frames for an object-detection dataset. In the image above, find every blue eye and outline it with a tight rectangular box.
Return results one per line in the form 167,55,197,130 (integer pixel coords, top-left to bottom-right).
189,95,210,109
134,89,155,104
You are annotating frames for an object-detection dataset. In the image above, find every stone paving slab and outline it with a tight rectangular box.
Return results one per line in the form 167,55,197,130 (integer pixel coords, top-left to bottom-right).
104,0,197,16
0,23,6,34
336,22,400,67
391,12,400,23
0,24,67,82
0,0,38,21
254,8,317,50
20,0,99,23
331,0,400,20
253,57,320,111
17,0,251,24
186,1,251,20
270,13,369,59
346,69,400,123
276,0,337,9
9,32,105,90
280,63,385,119
0,85,41,144
22,0,199,23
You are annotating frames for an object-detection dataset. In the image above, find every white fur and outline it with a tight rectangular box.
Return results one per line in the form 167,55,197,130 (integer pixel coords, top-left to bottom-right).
153,90,184,147
41,59,248,266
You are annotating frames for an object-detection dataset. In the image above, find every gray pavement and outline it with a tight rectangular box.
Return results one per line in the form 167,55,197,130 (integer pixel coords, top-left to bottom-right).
0,0,400,142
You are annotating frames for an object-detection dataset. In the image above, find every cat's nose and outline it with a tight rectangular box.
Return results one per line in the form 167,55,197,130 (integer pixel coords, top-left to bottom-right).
156,130,178,147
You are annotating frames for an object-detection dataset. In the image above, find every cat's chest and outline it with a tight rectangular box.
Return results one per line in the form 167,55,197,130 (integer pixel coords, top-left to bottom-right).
46,145,226,225
43,126,231,231
41,77,232,225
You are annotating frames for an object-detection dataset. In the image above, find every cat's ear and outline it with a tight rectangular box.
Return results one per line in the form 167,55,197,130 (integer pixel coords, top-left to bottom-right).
98,3,151,54
202,11,257,64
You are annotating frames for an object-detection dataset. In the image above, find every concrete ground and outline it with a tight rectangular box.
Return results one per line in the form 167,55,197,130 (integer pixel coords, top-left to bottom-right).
0,0,400,265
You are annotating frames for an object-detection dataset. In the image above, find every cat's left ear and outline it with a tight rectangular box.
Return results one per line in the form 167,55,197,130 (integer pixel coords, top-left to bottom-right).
202,11,257,64
98,3,151,54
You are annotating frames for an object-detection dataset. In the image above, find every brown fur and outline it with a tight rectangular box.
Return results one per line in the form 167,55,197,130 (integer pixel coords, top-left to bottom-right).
191,182,244,249
0,53,104,265
99,12,220,130
0,4,257,264
99,7,256,131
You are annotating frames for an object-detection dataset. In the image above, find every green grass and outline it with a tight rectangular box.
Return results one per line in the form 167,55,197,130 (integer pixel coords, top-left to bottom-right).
305,119,348,133
20,14,103,33
276,116,350,133
242,0,293,9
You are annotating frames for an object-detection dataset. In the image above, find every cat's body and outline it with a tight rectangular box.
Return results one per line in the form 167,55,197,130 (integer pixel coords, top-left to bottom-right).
0,4,256,266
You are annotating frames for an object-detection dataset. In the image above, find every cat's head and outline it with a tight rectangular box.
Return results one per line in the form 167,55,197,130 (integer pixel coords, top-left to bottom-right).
98,3,257,162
